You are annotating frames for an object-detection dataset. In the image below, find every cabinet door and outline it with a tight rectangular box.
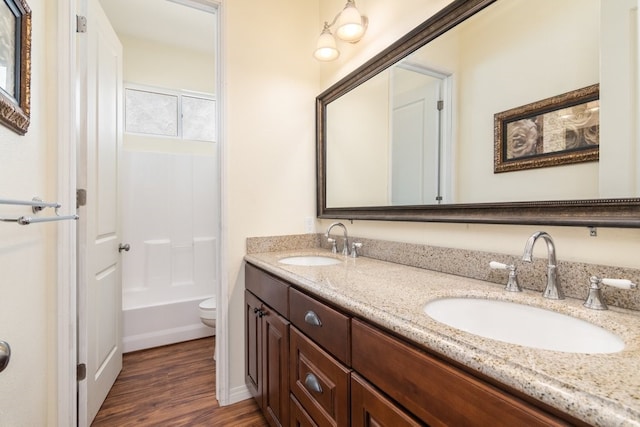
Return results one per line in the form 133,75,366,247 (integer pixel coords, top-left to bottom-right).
351,373,423,427
262,303,290,427
352,319,570,427
245,290,263,404
290,327,350,426
290,395,319,427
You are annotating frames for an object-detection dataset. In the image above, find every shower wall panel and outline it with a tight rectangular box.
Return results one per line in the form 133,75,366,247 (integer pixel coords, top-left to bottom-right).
121,151,217,309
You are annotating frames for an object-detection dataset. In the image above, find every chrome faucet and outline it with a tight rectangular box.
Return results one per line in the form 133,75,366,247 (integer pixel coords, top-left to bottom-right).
326,222,349,256
522,231,564,300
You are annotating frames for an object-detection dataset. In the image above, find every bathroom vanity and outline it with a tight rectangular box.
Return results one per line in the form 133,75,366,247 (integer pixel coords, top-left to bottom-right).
244,249,640,426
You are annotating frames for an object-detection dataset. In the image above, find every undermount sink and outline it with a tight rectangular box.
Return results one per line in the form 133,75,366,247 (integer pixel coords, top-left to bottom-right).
278,256,342,266
424,298,624,354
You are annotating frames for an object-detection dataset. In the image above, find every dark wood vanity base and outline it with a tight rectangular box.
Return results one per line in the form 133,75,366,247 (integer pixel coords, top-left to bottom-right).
245,263,588,426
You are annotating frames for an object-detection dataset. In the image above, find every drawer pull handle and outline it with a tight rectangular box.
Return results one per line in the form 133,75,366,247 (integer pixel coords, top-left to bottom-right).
304,311,322,327
304,373,323,394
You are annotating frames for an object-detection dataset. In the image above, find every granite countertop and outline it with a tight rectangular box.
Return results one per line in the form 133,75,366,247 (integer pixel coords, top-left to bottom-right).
245,249,640,427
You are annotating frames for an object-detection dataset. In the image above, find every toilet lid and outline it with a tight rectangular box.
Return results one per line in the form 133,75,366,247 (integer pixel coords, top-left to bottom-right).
200,297,216,309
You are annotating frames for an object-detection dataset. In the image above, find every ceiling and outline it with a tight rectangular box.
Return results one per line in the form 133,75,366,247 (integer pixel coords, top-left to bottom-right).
98,0,216,54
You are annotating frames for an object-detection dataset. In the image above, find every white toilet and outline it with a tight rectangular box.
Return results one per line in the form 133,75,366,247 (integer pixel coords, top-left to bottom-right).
198,297,216,334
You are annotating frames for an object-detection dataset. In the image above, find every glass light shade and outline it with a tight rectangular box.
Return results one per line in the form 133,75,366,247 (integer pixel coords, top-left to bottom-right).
336,3,365,42
314,30,339,61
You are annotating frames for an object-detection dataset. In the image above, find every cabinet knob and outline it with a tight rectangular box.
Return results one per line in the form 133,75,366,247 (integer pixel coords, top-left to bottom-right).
304,373,323,394
304,310,322,327
0,341,10,373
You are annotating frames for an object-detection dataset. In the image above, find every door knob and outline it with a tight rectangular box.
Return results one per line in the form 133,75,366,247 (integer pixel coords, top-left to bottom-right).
118,243,131,253
0,341,11,373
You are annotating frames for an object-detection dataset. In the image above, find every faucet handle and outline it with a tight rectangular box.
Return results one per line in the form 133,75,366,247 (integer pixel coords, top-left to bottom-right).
327,237,337,254
601,278,637,290
489,261,510,270
584,276,637,310
489,261,522,292
351,242,362,258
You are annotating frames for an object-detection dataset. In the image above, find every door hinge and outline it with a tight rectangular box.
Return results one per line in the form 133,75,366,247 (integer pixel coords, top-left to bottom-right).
76,15,87,33
77,363,87,381
437,100,444,111
77,189,87,207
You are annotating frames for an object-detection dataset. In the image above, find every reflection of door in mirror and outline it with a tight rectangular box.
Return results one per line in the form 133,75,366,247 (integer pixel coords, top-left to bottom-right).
390,65,451,205
326,65,452,208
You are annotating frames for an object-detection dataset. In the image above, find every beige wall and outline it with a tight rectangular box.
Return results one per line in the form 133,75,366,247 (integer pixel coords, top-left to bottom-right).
327,70,389,207
455,0,599,202
120,34,216,155
223,0,320,395
0,0,57,424
600,0,639,197
121,34,215,93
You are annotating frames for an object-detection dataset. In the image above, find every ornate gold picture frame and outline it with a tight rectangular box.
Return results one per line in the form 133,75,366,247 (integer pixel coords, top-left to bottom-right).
494,84,599,173
0,0,31,135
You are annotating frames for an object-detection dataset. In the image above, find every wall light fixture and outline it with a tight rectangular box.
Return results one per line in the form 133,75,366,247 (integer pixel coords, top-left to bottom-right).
314,0,368,61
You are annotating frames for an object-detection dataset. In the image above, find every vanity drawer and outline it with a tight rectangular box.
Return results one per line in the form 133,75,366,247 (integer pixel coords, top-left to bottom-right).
289,287,350,365
351,373,423,427
245,263,289,317
290,327,350,427
290,394,318,427
351,319,571,427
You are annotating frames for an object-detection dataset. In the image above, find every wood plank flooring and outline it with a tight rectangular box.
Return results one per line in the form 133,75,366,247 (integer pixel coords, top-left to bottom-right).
92,337,268,427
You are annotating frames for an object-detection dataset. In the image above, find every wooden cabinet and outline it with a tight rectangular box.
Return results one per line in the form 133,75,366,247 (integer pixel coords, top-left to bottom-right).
289,288,351,365
290,395,318,427
290,327,350,426
245,290,263,400
245,265,291,427
262,305,290,426
246,263,289,317
351,373,422,427
246,263,582,427
351,319,573,427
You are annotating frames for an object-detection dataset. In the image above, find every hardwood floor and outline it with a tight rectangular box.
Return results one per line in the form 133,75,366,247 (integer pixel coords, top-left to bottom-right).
92,337,268,427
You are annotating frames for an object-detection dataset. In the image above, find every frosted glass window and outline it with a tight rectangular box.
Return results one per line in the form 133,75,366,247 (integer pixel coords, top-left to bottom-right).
124,85,217,142
182,96,216,142
125,89,178,136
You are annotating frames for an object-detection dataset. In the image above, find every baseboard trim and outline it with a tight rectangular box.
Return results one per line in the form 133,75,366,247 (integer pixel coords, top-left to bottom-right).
225,384,252,406
123,323,215,353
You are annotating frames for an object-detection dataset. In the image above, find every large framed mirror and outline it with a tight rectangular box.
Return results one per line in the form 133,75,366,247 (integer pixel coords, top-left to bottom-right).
317,0,640,227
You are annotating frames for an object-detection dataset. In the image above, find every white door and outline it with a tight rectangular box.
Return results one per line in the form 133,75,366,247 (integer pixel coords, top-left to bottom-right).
76,0,124,424
391,69,443,205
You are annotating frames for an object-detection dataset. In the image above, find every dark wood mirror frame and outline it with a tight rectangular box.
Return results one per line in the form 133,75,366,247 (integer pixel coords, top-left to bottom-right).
316,0,640,228
0,0,31,135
